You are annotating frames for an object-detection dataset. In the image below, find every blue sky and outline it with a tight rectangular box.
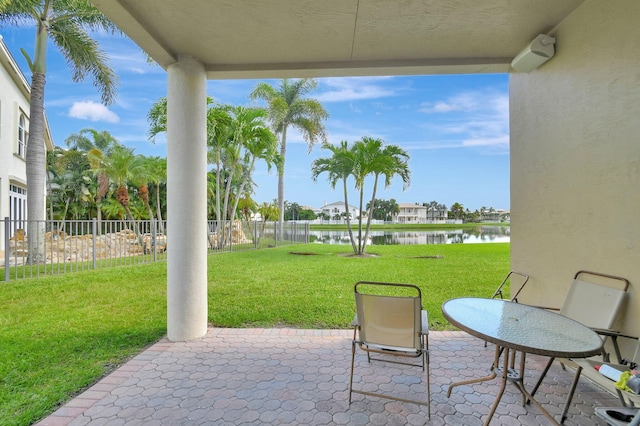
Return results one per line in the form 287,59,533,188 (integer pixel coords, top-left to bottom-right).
1,26,510,212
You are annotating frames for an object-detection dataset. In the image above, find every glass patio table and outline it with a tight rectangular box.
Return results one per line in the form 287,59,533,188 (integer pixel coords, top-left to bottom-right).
442,297,603,425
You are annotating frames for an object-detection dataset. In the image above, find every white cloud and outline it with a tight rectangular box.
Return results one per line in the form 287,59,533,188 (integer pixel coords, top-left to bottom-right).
317,76,398,102
419,92,481,113
68,101,120,123
414,90,509,153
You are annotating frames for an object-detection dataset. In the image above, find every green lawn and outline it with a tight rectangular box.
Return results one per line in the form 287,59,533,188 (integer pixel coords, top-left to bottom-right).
0,242,509,425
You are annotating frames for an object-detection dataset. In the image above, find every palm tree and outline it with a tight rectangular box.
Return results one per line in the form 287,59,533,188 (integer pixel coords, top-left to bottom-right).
352,137,410,254
211,106,279,248
450,202,464,221
46,147,88,226
1,1,119,262
311,141,358,254
145,156,167,234
256,201,280,244
250,78,328,235
101,145,145,223
148,98,279,248
225,106,280,225
65,128,120,224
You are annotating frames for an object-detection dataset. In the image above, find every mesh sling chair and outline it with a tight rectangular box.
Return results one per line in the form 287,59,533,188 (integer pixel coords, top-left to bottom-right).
529,270,630,423
348,281,430,418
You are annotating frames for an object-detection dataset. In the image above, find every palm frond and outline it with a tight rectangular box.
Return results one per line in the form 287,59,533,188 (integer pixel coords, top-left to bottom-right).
49,18,118,104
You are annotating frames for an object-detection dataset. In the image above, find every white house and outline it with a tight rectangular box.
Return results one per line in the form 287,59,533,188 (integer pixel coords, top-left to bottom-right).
320,201,360,220
0,36,54,249
395,203,427,224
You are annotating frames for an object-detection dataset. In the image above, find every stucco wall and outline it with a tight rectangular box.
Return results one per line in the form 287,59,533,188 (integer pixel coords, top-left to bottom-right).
0,41,30,250
510,0,640,337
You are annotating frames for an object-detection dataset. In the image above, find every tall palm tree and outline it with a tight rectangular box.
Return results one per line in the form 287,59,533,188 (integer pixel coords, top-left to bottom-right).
354,138,410,254
147,97,233,226
311,141,358,254
250,78,329,234
1,1,119,262
225,106,280,226
210,106,279,248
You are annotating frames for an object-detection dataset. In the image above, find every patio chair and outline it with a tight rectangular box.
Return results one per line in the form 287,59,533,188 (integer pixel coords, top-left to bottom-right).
349,281,430,418
529,270,630,423
486,270,530,349
490,270,530,303
574,336,640,408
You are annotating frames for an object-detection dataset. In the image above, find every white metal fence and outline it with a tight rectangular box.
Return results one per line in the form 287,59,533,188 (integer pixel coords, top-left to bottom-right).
1,218,309,282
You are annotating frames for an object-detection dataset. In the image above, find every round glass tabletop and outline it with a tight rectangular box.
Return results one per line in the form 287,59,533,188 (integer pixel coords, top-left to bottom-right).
442,297,603,358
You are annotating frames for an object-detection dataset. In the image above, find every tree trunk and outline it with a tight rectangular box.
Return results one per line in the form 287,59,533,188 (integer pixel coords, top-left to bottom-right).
361,175,380,255
357,186,366,254
342,179,357,254
277,127,287,239
155,182,164,234
26,70,47,263
26,11,51,264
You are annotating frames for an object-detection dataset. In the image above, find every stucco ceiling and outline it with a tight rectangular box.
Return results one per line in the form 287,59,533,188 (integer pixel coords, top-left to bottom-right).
91,0,585,79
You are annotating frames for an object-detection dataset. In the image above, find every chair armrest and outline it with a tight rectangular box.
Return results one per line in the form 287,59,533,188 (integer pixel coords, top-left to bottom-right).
593,329,639,341
352,314,358,327
421,310,429,335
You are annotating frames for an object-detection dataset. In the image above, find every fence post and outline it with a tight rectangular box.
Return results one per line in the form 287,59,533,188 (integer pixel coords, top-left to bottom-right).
275,221,278,247
92,218,97,269
152,218,157,262
4,217,10,282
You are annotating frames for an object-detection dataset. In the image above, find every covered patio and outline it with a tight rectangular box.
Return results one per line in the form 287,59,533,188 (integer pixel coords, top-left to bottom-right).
37,329,618,425
73,0,639,424
89,0,639,343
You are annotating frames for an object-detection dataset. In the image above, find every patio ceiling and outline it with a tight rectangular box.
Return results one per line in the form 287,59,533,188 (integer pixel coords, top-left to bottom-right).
91,0,585,79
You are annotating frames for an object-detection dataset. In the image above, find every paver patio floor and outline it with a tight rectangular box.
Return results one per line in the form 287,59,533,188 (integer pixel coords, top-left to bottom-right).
36,329,620,425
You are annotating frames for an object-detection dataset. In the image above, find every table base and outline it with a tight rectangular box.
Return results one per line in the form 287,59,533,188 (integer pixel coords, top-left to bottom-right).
447,345,560,426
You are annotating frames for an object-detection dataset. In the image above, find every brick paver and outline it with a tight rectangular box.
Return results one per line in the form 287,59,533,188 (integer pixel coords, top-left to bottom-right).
34,329,618,425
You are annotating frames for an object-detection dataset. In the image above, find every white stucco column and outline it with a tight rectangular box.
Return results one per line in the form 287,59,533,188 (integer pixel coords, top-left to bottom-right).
166,56,208,341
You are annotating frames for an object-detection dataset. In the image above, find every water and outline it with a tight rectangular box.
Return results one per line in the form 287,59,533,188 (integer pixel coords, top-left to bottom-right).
309,226,510,245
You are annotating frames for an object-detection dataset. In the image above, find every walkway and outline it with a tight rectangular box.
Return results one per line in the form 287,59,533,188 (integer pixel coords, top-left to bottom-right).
36,329,618,425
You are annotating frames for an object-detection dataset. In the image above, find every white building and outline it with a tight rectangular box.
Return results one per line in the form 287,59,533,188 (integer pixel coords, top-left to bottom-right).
395,203,427,223
320,201,360,220
395,203,449,224
0,36,54,248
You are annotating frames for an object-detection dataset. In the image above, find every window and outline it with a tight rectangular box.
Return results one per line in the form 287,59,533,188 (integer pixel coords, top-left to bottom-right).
17,113,28,158
9,184,27,226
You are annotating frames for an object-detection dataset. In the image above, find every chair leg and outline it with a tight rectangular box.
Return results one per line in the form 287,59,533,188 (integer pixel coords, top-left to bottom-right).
529,356,555,402
560,365,583,424
349,340,356,404
425,336,431,419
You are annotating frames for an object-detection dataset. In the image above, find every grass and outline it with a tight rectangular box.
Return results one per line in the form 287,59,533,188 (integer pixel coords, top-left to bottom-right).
0,242,509,425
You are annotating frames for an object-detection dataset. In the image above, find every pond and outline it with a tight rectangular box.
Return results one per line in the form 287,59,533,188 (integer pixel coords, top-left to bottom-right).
309,226,510,245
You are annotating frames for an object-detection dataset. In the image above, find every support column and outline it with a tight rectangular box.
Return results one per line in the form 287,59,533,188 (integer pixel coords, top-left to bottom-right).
166,56,208,341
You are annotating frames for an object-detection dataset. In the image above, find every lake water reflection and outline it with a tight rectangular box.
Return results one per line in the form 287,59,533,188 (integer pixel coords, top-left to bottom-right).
309,226,510,245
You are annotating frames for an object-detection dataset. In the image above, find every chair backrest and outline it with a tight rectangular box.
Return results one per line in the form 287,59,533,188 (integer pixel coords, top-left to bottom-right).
354,281,422,351
491,270,529,302
560,270,629,330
